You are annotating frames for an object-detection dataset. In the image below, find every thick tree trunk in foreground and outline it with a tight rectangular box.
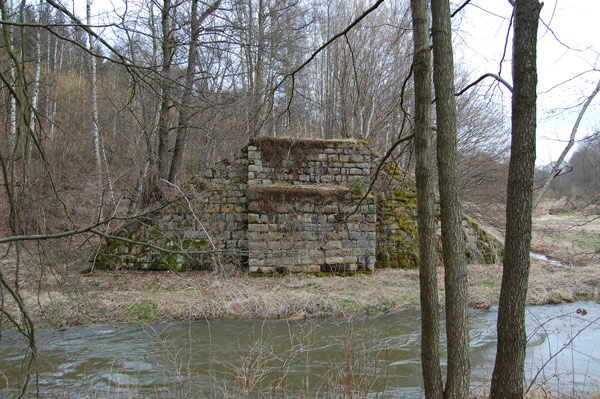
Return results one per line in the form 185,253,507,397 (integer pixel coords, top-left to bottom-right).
490,1,541,398
430,0,470,397
410,0,443,398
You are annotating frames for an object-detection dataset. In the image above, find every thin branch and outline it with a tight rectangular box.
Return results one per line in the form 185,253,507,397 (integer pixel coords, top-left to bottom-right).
344,33,360,106
451,0,472,18
346,133,414,220
275,0,384,117
0,203,168,244
0,19,117,28
498,8,514,76
533,78,600,208
46,0,137,70
455,72,513,97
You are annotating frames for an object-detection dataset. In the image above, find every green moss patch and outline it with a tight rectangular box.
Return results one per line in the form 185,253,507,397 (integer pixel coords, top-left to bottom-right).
374,158,502,269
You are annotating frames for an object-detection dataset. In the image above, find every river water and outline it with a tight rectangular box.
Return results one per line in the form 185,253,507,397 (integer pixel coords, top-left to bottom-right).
1,301,599,398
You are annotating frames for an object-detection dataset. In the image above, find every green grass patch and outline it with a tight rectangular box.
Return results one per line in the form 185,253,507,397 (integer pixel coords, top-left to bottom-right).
367,299,397,315
305,281,323,289
552,209,576,217
406,296,419,306
560,232,600,250
575,233,600,250
127,301,160,323
340,299,361,312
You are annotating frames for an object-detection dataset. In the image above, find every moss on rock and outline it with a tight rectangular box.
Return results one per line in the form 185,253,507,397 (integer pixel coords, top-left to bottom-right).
374,159,502,269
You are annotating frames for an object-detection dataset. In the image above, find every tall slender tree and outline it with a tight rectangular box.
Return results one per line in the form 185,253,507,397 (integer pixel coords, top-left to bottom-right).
430,0,470,397
86,0,103,220
410,0,443,398
157,0,174,180
168,0,222,183
491,1,542,398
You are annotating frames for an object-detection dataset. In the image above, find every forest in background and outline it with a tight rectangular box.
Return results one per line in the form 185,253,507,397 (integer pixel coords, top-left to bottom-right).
537,133,600,209
0,0,512,237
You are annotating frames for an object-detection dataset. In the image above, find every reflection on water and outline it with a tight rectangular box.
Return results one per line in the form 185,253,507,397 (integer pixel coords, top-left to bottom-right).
530,251,568,267
1,301,599,398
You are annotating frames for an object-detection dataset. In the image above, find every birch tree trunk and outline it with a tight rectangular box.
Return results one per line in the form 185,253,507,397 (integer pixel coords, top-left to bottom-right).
87,0,103,220
532,78,600,209
26,0,43,184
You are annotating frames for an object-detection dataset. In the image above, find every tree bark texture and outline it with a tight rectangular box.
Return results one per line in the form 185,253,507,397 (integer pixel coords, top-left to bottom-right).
87,0,104,220
168,0,200,183
430,1,470,397
490,1,541,398
158,0,173,180
410,0,443,398
169,0,221,183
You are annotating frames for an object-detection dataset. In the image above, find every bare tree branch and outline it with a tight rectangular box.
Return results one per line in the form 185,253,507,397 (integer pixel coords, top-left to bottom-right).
274,0,385,120
451,0,472,18
0,204,168,244
456,72,513,97
533,78,600,208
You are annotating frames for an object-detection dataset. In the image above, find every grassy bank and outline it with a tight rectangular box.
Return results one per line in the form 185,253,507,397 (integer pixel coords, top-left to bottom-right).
2,202,599,329
4,256,596,330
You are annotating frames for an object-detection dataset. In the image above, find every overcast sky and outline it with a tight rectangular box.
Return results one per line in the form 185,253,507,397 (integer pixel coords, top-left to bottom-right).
456,0,600,166
81,0,600,166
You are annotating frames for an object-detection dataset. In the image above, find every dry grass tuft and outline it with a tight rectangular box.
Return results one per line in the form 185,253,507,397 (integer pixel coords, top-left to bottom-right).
248,184,350,201
250,136,355,167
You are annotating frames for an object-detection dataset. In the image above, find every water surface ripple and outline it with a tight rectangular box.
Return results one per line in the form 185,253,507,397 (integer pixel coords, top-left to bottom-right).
1,301,599,398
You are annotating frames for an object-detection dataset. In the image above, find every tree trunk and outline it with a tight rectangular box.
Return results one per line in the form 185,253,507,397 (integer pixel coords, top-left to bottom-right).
157,0,173,180
410,0,443,397
87,0,104,220
430,1,470,397
490,1,541,398
25,0,42,179
168,0,221,183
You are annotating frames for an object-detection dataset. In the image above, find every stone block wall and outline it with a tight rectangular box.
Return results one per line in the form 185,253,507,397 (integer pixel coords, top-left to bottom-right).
94,136,501,273
374,162,503,268
245,137,376,273
247,137,372,187
94,149,249,271
196,152,248,253
246,185,376,273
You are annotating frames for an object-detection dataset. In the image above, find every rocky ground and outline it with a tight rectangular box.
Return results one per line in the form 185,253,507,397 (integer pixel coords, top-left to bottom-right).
1,200,599,329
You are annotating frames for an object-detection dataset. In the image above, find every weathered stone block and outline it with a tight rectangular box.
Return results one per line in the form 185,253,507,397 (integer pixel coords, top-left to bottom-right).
249,224,269,232
325,256,345,264
248,201,260,212
328,240,342,249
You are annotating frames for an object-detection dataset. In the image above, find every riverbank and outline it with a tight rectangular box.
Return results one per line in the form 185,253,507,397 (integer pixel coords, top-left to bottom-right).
4,254,596,330
3,202,599,330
